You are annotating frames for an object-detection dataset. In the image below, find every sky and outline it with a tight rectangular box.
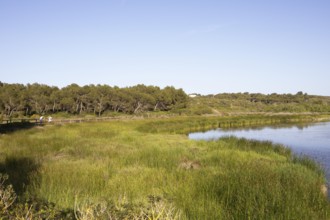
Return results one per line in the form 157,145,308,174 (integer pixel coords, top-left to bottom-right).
0,0,329,95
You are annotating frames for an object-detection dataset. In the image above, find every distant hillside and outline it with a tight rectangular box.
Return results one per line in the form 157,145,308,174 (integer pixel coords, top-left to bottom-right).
184,92,330,115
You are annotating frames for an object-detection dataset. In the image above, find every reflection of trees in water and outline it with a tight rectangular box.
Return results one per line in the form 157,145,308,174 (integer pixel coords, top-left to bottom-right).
220,122,313,132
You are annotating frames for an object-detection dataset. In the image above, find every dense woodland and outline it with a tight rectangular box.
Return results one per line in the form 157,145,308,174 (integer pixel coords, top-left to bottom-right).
0,82,188,117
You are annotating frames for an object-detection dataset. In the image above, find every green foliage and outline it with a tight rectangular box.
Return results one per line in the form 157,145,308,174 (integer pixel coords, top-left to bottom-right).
186,92,330,115
292,155,325,176
0,173,74,219
0,117,329,219
74,195,183,220
137,114,328,134
0,83,189,117
0,173,16,215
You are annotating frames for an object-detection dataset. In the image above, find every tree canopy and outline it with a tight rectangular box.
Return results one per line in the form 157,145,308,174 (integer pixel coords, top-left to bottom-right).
0,82,188,117
1,82,330,118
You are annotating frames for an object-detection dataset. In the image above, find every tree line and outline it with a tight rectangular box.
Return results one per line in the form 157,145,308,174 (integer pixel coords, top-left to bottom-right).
190,91,330,113
213,92,330,106
0,82,188,117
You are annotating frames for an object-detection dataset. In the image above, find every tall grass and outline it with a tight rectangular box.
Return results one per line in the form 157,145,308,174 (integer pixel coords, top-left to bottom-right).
0,116,329,219
137,114,328,134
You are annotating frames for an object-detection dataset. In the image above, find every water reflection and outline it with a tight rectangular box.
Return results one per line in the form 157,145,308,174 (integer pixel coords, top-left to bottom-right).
189,121,330,185
219,123,312,132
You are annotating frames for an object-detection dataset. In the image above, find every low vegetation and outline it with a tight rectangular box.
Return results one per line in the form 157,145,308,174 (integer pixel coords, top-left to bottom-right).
185,92,330,115
0,115,329,219
138,114,330,134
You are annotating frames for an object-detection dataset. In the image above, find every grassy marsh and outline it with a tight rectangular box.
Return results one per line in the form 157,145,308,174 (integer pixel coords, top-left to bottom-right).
0,115,329,219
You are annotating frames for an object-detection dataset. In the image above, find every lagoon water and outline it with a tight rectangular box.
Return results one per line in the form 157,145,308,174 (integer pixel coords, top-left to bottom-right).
189,121,330,184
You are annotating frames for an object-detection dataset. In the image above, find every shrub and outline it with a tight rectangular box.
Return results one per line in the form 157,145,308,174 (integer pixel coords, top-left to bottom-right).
0,173,74,219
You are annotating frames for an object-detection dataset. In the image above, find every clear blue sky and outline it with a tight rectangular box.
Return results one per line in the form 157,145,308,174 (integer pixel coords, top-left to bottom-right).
1,0,329,95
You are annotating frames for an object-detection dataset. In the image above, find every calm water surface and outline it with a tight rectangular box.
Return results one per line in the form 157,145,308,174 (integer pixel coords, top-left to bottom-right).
189,121,330,183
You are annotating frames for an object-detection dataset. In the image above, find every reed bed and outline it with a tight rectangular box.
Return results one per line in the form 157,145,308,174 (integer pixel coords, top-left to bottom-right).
0,115,329,219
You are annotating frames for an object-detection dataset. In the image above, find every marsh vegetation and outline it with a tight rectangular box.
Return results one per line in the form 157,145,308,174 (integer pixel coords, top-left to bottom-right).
0,115,329,219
